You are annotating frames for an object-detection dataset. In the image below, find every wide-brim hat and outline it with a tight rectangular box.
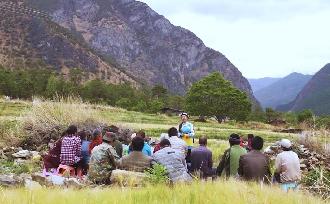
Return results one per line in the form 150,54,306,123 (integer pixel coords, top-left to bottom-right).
180,112,189,118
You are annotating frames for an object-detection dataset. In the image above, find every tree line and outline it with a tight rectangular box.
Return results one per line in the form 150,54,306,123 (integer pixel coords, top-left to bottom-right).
0,67,253,121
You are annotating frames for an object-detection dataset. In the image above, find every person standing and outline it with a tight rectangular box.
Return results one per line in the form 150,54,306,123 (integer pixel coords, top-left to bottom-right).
275,139,301,192
217,134,247,178
178,113,195,163
88,132,120,184
190,137,215,179
238,136,271,183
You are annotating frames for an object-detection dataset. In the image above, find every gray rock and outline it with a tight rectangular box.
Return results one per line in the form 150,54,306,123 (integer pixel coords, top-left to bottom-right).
12,150,31,159
0,174,21,187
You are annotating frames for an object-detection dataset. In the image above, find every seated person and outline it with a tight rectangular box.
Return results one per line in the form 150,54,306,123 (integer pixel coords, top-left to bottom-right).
190,137,215,179
88,132,120,184
60,125,83,177
153,139,192,183
119,136,152,172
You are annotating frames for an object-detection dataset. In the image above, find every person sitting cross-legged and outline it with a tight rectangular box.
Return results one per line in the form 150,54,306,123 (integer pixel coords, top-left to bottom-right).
88,132,120,184
119,136,152,172
238,136,272,183
190,137,216,179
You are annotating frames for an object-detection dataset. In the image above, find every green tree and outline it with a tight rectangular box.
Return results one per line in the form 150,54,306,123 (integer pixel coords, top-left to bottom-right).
297,109,314,124
185,72,251,122
148,99,165,113
151,85,168,99
265,108,282,122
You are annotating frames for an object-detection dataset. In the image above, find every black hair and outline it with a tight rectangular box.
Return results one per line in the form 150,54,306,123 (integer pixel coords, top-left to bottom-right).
282,147,292,151
136,130,146,139
229,133,241,146
199,137,207,146
66,125,77,135
251,136,264,150
131,136,145,151
168,127,178,137
160,139,171,148
78,131,87,141
248,134,254,139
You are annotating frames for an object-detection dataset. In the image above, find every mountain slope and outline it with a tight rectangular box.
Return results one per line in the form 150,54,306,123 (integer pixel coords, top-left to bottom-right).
26,0,258,104
278,64,330,115
254,72,312,109
248,77,280,92
0,1,139,86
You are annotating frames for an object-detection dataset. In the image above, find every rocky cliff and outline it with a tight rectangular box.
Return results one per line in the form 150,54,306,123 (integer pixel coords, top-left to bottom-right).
0,1,139,86
25,0,257,103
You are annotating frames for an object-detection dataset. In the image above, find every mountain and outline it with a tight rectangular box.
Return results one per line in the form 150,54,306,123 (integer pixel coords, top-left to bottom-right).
248,77,280,92
254,72,312,109
0,1,139,86
277,64,330,115
24,0,258,104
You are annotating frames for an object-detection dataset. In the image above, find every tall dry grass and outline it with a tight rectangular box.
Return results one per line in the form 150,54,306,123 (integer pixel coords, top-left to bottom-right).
0,180,326,204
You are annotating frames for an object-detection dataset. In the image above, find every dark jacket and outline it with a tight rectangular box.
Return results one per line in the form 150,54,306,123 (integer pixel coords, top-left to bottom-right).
238,150,272,183
190,146,213,178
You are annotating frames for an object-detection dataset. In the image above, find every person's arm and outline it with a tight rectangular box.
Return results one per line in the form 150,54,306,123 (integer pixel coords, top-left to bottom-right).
216,149,229,176
76,138,82,158
208,151,213,169
237,156,244,177
274,155,282,173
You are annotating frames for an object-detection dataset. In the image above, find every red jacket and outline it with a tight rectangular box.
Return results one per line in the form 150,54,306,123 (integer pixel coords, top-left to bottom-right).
89,136,102,154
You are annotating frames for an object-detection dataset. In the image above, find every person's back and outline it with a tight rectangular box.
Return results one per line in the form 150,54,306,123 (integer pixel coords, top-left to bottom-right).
81,140,91,165
168,127,187,156
89,133,119,184
119,136,152,172
217,134,247,177
60,134,81,166
276,151,301,182
238,136,271,183
153,139,191,183
190,137,214,178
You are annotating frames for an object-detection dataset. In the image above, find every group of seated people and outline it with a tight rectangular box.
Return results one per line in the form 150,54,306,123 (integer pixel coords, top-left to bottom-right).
43,123,301,191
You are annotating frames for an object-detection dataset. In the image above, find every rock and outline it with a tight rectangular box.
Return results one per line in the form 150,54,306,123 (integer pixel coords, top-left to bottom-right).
12,150,31,158
110,169,146,187
14,158,29,165
0,174,21,187
25,179,42,190
46,175,65,186
300,164,307,169
31,173,48,186
64,178,83,188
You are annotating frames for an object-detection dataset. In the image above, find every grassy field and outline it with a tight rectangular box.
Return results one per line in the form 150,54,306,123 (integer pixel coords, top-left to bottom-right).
0,180,327,204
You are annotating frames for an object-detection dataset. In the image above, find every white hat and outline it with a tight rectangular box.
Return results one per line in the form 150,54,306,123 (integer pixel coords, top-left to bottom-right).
131,133,137,139
159,133,169,141
279,139,292,148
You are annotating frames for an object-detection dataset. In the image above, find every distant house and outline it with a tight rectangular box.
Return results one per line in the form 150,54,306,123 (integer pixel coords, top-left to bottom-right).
268,119,287,126
160,107,183,116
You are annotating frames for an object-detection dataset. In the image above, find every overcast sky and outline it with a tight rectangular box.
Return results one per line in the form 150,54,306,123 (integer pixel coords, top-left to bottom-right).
140,0,330,78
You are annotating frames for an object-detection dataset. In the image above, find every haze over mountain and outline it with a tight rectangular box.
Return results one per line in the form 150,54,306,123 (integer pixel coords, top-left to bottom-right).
248,77,281,93
278,64,330,115
254,72,312,109
19,0,258,105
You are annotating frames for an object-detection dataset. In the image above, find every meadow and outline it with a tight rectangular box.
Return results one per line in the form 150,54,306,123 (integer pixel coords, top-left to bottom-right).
0,98,327,204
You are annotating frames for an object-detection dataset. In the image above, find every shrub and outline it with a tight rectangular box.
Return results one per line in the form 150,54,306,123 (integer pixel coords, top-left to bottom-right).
145,164,169,185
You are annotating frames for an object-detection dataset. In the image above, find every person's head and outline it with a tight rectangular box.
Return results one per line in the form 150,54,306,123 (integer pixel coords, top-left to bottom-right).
78,131,87,141
168,127,178,137
136,130,146,139
279,139,292,151
131,136,145,151
66,125,77,135
180,112,189,123
159,139,171,149
251,136,264,151
92,129,102,140
199,136,207,146
248,134,254,140
229,133,241,146
103,132,117,144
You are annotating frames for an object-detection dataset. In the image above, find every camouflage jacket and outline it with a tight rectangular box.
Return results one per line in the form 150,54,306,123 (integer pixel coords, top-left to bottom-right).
88,142,119,183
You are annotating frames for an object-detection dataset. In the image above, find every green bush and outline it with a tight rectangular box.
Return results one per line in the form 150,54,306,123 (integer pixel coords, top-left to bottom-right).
145,164,169,185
